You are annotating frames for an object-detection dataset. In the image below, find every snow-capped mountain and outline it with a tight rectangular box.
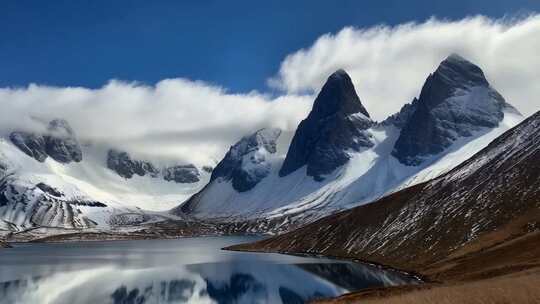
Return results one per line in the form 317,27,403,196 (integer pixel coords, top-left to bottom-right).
230,109,540,269
0,53,526,236
176,54,522,225
0,119,212,233
391,54,508,165
279,69,374,180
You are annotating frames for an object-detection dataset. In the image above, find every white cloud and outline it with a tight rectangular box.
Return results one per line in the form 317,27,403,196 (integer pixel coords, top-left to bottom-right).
270,15,540,120
0,80,311,165
2,15,539,167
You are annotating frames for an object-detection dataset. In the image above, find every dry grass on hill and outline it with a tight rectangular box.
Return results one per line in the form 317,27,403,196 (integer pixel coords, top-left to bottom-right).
360,270,540,304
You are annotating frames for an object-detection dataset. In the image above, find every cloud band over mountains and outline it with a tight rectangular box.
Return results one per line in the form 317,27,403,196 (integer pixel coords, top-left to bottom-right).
1,15,538,164
0,80,311,165
271,15,540,120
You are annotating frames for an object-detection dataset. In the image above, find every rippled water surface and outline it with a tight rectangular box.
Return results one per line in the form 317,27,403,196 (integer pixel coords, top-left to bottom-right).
0,237,417,303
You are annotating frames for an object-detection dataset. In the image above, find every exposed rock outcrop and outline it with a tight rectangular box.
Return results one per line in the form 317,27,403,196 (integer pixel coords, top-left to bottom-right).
107,149,201,183
279,69,373,180
392,54,511,165
163,165,200,184
9,132,48,162
107,149,159,179
210,128,281,192
9,119,83,163
44,119,83,163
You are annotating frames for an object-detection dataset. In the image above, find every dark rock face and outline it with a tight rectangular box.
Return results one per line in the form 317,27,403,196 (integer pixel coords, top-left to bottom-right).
0,161,7,179
107,150,159,179
44,119,83,163
9,132,48,162
0,178,105,230
279,69,374,180
392,54,508,166
9,119,82,163
163,165,200,183
381,98,419,129
36,182,64,197
107,149,200,183
211,128,280,192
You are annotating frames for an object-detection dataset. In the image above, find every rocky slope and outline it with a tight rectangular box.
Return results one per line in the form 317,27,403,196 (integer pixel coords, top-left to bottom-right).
106,149,160,179
179,128,281,213
209,128,281,192
0,119,211,234
176,54,521,226
229,110,540,270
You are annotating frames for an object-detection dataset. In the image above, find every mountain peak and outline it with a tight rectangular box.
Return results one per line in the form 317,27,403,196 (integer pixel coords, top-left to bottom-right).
444,52,467,63
391,54,510,166
433,54,489,88
9,118,82,163
279,70,374,179
311,69,370,119
328,68,349,80
209,128,281,192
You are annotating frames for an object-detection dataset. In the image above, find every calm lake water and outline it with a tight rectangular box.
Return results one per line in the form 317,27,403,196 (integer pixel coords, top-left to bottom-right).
0,236,417,304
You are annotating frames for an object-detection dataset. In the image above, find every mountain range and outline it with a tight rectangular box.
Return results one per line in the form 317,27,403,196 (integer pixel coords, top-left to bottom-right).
0,119,212,232
176,54,521,229
228,109,540,301
0,54,527,238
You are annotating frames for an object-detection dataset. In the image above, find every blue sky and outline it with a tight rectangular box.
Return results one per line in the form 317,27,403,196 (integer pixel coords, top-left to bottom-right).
1,0,539,93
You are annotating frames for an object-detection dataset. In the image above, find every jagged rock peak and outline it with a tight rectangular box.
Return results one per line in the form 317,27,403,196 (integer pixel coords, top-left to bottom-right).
211,128,281,192
391,54,511,166
225,128,281,161
44,119,83,163
311,69,370,119
106,149,201,183
9,118,83,163
432,53,489,89
279,70,374,179
9,132,48,162
381,97,419,128
163,165,200,184
107,149,159,179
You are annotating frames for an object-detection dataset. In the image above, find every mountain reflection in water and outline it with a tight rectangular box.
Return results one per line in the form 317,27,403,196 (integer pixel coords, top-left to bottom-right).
0,237,418,304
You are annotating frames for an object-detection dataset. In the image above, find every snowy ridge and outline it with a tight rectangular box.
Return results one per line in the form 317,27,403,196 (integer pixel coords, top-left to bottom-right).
0,133,211,233
178,109,521,223
230,110,540,268
178,55,523,226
